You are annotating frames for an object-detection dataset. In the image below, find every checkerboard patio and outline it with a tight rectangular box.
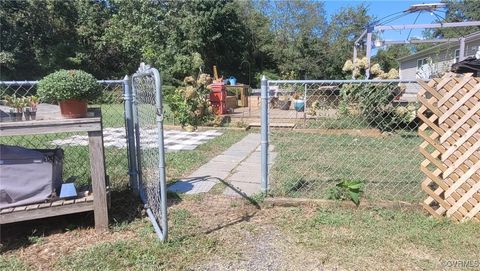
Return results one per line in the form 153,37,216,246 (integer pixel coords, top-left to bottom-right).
51,128,223,152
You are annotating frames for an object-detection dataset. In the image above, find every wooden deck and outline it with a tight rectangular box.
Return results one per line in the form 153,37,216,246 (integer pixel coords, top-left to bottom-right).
0,193,94,224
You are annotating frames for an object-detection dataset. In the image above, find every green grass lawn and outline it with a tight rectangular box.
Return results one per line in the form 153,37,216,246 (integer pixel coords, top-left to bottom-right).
302,115,371,129
97,103,176,128
270,131,423,202
276,206,480,270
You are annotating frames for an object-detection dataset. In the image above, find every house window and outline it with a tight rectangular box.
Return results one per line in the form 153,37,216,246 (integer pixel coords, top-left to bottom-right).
417,58,429,70
416,57,432,79
454,49,460,63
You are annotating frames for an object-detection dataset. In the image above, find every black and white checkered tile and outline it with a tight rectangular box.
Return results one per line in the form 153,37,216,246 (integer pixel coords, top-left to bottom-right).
51,128,223,152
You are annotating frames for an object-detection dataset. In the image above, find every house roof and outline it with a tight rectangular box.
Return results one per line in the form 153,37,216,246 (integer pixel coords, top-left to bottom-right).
397,31,480,62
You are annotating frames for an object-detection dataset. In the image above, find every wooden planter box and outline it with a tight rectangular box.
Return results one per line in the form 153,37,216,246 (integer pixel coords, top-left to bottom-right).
226,96,238,109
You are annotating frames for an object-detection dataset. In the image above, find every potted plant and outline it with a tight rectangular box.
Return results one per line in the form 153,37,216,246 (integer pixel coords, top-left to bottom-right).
26,95,39,120
276,95,291,110
4,95,26,121
292,92,305,112
37,70,100,118
4,95,15,121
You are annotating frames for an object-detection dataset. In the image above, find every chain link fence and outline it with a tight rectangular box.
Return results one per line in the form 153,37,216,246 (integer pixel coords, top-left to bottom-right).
266,80,424,202
0,80,129,191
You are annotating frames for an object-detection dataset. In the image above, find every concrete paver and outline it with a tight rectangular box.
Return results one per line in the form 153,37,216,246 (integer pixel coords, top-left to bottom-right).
168,133,263,194
168,132,277,196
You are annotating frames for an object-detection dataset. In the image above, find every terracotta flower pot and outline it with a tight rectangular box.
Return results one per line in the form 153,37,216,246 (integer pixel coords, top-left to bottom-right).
59,99,88,118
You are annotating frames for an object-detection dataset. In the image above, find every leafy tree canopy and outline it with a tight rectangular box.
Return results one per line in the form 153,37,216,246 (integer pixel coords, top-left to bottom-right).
0,0,476,84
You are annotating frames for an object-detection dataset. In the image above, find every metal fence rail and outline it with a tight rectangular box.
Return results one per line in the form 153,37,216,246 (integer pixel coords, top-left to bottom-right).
0,80,129,191
262,79,424,202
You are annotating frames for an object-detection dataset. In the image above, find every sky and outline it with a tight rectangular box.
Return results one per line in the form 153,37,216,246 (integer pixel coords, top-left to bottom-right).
324,0,446,41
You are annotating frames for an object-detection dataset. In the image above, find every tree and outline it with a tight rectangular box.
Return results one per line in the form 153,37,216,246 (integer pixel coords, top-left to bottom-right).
373,44,412,71
1,0,79,79
324,4,372,79
265,0,328,79
427,0,480,38
235,0,275,85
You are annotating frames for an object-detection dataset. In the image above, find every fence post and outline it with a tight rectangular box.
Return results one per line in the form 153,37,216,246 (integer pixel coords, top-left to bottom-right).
123,75,138,195
260,75,269,194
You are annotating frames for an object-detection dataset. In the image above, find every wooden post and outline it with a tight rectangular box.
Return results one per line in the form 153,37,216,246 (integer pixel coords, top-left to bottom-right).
88,129,109,232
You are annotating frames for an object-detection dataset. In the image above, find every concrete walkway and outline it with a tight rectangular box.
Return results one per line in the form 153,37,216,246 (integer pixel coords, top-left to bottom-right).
168,133,276,196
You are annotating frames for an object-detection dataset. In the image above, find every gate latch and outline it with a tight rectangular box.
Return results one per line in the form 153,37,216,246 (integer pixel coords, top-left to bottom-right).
156,108,164,121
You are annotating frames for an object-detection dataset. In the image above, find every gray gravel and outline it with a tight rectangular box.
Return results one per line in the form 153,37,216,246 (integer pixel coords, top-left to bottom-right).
193,225,286,271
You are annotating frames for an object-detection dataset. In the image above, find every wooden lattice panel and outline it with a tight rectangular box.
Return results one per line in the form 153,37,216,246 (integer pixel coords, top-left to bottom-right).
418,74,480,222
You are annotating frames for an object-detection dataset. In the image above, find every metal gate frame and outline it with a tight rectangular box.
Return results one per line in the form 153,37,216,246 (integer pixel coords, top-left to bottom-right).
125,63,168,241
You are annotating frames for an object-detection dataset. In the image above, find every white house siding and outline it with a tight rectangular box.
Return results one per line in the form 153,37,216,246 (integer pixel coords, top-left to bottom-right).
400,39,480,81
398,36,480,101
399,58,418,81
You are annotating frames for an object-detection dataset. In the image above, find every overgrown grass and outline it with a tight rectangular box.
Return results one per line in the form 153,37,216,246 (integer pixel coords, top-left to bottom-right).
270,131,423,201
277,206,480,270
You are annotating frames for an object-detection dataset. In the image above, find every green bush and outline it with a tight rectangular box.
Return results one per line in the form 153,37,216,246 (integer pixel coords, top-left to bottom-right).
339,83,416,131
326,179,364,206
37,70,100,103
166,74,214,128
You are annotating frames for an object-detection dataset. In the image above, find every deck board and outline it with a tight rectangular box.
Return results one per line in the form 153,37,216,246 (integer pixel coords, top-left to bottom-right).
0,195,94,224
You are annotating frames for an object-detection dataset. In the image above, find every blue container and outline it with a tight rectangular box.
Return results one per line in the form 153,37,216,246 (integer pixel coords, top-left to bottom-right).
294,100,305,112
228,76,237,85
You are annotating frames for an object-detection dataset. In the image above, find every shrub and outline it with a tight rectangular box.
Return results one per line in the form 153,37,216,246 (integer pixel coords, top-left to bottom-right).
339,83,415,131
166,73,214,128
37,70,100,103
326,179,364,206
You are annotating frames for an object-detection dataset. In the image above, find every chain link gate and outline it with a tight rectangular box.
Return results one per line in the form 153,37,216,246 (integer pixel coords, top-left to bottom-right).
130,63,168,241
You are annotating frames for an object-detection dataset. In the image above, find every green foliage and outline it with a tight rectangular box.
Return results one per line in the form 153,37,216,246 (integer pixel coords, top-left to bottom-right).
37,70,100,102
373,45,412,71
3,95,40,112
326,179,364,206
339,83,416,131
426,0,480,39
323,4,372,79
255,70,280,82
267,0,328,79
1,0,472,83
166,74,214,128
